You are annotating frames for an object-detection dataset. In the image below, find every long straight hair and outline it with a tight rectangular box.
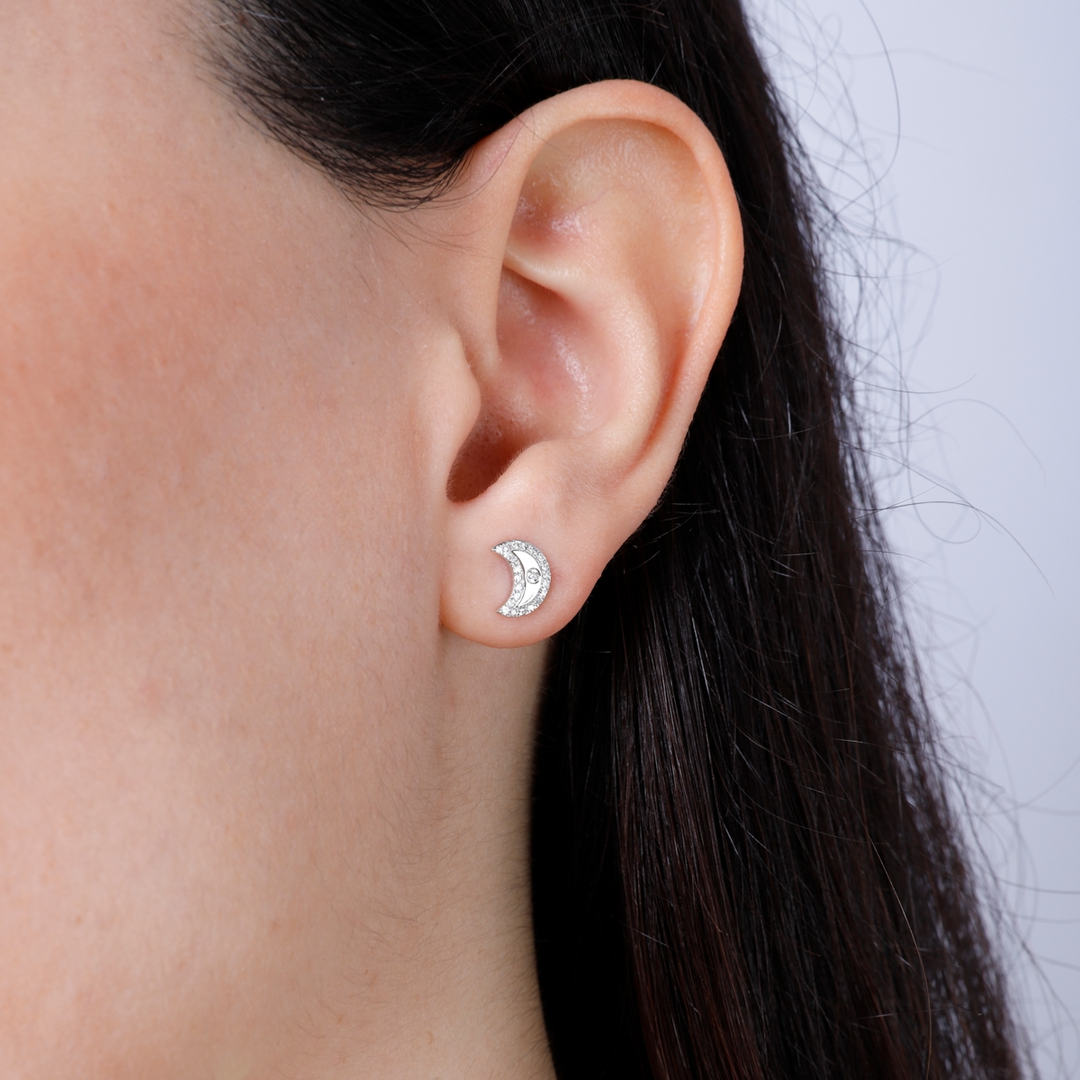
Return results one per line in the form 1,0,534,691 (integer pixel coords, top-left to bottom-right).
210,2,1027,1077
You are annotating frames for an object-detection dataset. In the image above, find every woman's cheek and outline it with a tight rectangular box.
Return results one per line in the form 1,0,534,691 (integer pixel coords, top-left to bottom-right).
0,24,440,1072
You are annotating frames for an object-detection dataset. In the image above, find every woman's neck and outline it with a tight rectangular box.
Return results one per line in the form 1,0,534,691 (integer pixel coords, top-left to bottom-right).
229,631,558,1080
297,633,555,1079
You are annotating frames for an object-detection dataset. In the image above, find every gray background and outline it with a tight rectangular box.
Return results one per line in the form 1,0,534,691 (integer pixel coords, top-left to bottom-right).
744,0,1080,1074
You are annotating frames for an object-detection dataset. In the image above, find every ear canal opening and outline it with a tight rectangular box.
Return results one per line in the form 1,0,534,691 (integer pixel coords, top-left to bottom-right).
446,412,525,503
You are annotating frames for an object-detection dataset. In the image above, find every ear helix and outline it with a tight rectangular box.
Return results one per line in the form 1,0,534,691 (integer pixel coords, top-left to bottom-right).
491,540,551,617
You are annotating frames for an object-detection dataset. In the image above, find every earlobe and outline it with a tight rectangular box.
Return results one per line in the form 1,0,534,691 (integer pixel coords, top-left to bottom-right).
437,80,743,647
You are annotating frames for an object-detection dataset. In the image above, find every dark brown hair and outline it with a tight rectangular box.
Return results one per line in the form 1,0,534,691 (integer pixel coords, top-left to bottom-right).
211,2,1028,1076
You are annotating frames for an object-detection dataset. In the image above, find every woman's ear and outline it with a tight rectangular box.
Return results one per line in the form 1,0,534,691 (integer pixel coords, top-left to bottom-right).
436,80,743,646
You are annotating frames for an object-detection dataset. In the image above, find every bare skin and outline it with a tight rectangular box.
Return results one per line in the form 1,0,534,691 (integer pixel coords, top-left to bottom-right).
0,2,741,1076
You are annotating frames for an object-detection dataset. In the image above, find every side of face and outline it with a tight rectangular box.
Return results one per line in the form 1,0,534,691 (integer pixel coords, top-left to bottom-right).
0,0,743,1072
0,1,455,1071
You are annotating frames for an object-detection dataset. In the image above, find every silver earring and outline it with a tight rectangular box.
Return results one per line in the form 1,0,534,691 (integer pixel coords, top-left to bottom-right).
492,540,551,617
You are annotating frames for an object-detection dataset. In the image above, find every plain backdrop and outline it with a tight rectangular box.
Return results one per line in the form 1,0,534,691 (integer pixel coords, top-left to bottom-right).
744,0,1080,1074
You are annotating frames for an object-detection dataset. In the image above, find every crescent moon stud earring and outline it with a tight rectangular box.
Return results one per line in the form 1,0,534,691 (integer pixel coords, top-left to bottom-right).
492,540,551,617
